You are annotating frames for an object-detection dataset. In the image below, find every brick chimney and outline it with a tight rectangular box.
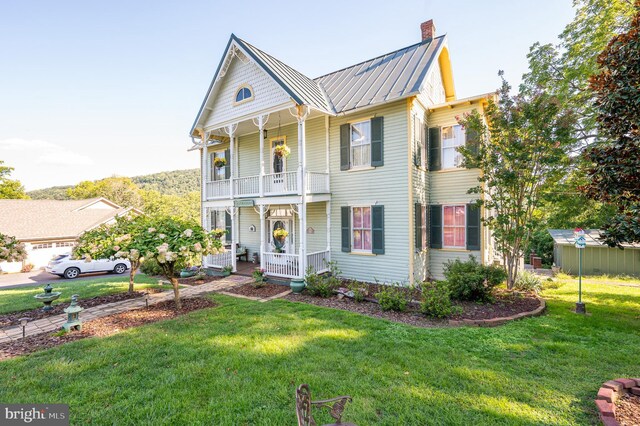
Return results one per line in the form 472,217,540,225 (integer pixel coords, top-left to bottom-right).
420,19,436,41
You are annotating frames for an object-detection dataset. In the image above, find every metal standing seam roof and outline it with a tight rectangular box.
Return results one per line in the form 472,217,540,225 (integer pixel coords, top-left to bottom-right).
548,229,640,248
315,35,445,113
192,34,447,133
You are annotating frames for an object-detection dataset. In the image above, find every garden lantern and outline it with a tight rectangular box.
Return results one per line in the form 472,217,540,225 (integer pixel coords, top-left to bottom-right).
62,294,84,332
18,317,30,338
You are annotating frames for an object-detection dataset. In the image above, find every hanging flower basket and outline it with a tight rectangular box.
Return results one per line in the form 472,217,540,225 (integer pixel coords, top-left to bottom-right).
274,144,290,158
273,227,289,241
213,157,227,169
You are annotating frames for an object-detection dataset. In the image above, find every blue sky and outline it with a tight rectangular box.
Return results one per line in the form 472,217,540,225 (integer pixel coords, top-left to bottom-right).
0,0,574,190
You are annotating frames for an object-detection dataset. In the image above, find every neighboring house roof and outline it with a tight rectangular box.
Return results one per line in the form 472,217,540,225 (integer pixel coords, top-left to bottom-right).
0,198,138,241
548,229,640,249
315,36,447,114
191,33,451,134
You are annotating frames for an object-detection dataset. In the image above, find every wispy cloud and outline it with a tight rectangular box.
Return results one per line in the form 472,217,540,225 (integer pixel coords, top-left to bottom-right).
0,138,94,166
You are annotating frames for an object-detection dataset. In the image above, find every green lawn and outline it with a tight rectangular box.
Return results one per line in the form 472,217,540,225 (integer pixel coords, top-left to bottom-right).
0,275,166,314
0,277,638,425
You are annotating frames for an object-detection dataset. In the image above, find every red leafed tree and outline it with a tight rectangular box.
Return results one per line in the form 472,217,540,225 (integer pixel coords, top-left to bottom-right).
581,2,640,247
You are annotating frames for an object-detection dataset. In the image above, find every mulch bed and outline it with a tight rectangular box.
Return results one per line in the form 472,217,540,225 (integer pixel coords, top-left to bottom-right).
0,289,165,329
0,297,216,361
284,283,542,328
616,392,640,426
177,275,223,286
450,290,541,320
285,293,445,327
225,282,289,298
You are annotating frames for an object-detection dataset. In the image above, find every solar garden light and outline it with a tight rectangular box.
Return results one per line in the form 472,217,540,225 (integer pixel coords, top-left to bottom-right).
18,317,30,338
144,292,150,308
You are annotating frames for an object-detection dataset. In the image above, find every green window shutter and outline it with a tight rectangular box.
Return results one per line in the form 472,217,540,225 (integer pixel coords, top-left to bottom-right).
371,116,384,167
371,205,385,254
428,127,441,171
414,203,422,250
466,203,481,250
422,123,427,168
429,205,442,249
224,149,231,179
413,116,420,167
340,124,350,171
225,211,232,242
208,153,215,181
341,206,351,252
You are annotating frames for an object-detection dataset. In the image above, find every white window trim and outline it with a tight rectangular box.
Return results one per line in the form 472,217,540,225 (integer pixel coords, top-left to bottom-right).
233,84,254,105
350,119,371,169
351,205,373,253
441,124,465,170
442,204,466,249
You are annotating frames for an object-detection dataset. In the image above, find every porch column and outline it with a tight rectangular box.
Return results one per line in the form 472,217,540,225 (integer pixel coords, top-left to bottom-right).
296,105,309,278
259,204,266,271
201,130,209,228
326,201,331,257
325,115,330,191
253,114,269,197
230,206,237,272
225,124,237,200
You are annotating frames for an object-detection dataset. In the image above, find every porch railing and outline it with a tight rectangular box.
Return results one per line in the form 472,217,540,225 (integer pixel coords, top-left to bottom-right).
263,252,299,278
206,251,233,269
234,175,259,197
305,172,330,193
205,171,330,200
206,180,230,199
306,250,330,274
263,171,298,195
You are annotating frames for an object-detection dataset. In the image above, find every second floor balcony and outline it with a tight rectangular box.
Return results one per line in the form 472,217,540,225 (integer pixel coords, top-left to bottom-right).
206,170,329,200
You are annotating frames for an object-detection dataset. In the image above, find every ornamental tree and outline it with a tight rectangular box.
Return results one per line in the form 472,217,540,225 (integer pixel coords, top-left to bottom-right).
136,216,223,309
0,233,27,266
457,74,575,288
581,4,640,246
75,214,148,293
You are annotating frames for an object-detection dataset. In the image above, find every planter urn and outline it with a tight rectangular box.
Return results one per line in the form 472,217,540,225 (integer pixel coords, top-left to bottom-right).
290,279,305,294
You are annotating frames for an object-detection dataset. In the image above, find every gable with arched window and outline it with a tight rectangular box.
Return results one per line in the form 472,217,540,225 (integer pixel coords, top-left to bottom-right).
234,84,254,104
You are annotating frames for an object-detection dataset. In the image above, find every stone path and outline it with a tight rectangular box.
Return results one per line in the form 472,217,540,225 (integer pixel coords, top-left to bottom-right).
0,275,252,343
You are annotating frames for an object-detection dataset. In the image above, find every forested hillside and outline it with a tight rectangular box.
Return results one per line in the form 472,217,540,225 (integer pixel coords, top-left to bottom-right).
28,169,199,199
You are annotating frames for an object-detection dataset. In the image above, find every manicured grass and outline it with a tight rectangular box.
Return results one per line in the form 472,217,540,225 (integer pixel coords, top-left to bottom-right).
0,275,166,314
0,277,638,425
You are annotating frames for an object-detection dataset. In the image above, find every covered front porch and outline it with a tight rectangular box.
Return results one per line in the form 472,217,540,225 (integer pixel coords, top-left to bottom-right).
204,200,330,279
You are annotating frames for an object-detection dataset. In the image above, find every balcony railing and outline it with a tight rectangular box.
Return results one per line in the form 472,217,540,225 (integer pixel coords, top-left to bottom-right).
205,171,329,200
307,250,330,274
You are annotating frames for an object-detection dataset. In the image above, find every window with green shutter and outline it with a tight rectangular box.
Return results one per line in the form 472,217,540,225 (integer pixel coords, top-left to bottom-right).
341,206,350,252
415,203,427,251
428,127,441,171
466,203,481,250
371,205,384,254
370,116,384,167
429,205,442,249
225,211,232,242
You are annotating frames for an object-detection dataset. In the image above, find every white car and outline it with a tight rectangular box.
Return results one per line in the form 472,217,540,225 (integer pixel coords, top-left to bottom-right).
46,254,131,279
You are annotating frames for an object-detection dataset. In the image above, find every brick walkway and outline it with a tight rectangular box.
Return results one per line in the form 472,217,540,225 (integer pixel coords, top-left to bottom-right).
0,275,252,344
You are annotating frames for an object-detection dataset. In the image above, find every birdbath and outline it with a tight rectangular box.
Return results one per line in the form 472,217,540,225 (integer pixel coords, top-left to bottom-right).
33,283,62,312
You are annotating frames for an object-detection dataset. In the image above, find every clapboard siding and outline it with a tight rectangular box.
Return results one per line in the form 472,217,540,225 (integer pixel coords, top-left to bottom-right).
427,102,488,278
203,55,290,129
238,207,261,257
430,249,482,280
307,202,328,253
329,100,410,284
410,99,430,282
558,245,640,277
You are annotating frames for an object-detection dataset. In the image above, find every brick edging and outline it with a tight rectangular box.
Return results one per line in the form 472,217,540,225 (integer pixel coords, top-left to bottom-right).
595,378,640,425
448,297,546,327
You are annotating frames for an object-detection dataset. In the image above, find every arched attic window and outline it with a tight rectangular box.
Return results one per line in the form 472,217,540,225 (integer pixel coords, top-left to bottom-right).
234,85,254,104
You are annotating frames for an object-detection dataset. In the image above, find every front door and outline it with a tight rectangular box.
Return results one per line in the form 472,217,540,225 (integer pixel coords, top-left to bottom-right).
268,218,294,254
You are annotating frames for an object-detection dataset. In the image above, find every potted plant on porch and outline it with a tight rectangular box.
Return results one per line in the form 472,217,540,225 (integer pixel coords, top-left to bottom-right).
273,228,288,253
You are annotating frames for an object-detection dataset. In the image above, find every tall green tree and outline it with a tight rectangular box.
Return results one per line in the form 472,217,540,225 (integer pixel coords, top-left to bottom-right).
0,161,28,199
581,4,640,246
67,176,142,208
458,75,575,288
